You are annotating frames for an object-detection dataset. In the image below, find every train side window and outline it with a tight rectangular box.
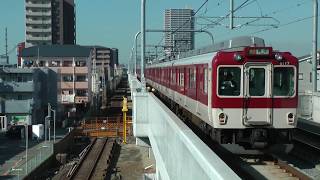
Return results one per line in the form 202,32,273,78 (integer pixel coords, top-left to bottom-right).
204,68,208,94
179,70,184,87
218,67,241,96
189,67,196,88
172,69,176,85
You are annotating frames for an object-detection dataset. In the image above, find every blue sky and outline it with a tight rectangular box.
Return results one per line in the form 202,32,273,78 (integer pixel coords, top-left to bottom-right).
0,0,317,65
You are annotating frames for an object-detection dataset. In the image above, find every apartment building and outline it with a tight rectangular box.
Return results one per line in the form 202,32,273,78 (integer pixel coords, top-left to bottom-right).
164,9,195,54
25,0,75,47
89,46,119,110
0,68,56,130
21,45,91,119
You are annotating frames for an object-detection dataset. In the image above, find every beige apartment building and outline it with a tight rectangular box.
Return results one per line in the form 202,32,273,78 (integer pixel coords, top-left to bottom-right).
21,45,91,120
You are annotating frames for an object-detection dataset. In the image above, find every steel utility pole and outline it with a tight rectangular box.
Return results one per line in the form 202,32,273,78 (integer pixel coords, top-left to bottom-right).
141,0,146,92
229,0,234,29
5,28,8,64
312,0,318,92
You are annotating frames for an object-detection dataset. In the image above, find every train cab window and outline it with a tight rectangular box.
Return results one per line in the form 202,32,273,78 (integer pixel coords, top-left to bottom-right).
273,67,295,96
249,68,265,96
204,68,208,94
218,67,241,96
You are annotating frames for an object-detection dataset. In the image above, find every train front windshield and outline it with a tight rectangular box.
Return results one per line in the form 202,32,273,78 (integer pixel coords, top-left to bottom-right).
273,67,295,97
217,66,296,97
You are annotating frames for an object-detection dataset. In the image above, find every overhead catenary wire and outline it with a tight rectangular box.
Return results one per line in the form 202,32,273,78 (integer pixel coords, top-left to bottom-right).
199,0,254,31
211,0,311,40
250,15,316,35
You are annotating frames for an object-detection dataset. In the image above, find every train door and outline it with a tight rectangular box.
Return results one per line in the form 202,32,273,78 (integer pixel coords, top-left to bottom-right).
243,63,272,126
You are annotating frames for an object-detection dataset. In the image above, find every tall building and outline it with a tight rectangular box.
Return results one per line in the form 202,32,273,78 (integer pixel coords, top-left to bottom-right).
164,9,194,54
25,0,76,47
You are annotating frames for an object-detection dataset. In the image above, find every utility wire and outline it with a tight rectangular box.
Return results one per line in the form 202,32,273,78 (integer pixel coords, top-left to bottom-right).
250,15,315,35
212,0,310,39
0,45,16,57
200,0,254,31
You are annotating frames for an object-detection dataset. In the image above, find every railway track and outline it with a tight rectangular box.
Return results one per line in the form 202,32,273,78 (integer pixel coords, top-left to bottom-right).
66,137,117,180
240,155,312,180
293,128,320,151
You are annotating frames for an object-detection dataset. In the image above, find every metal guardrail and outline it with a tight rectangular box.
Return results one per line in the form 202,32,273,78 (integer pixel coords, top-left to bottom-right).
129,74,240,180
8,142,54,179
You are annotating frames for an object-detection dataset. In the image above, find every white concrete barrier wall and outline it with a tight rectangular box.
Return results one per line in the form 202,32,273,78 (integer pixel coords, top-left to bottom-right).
129,74,240,180
313,93,320,123
298,92,320,123
147,94,240,180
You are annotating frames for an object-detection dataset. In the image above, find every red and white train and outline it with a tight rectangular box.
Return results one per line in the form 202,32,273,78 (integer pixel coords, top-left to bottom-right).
144,37,298,149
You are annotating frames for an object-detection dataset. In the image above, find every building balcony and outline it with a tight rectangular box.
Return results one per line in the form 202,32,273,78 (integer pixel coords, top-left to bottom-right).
26,3,51,8
26,35,52,41
75,82,88,89
60,82,88,89
75,67,88,74
26,19,51,25
59,67,88,74
0,82,34,93
97,55,110,59
26,11,51,16
75,96,89,104
26,27,51,33
60,82,73,89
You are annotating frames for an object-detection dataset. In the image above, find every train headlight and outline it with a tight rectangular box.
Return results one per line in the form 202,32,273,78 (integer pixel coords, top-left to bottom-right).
151,88,156,92
234,53,243,62
287,113,295,125
275,53,283,61
218,113,227,125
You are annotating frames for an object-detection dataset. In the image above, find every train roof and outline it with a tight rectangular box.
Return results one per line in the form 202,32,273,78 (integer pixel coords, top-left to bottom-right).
148,52,216,68
147,36,265,68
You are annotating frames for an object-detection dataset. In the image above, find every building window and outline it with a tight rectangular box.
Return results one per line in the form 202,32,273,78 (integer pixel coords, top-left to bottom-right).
62,90,73,95
76,75,87,82
76,90,88,96
51,61,59,67
62,61,72,67
62,75,73,82
76,61,86,67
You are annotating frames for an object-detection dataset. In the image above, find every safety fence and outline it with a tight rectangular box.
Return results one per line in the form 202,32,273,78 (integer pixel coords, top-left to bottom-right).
80,117,133,137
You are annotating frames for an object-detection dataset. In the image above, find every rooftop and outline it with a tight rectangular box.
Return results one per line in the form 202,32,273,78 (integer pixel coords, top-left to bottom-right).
21,45,91,58
0,67,34,74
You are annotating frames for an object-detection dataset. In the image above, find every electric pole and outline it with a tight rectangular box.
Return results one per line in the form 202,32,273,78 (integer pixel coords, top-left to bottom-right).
5,27,8,64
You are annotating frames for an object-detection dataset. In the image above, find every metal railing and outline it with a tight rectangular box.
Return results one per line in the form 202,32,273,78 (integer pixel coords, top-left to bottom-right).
8,142,53,180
